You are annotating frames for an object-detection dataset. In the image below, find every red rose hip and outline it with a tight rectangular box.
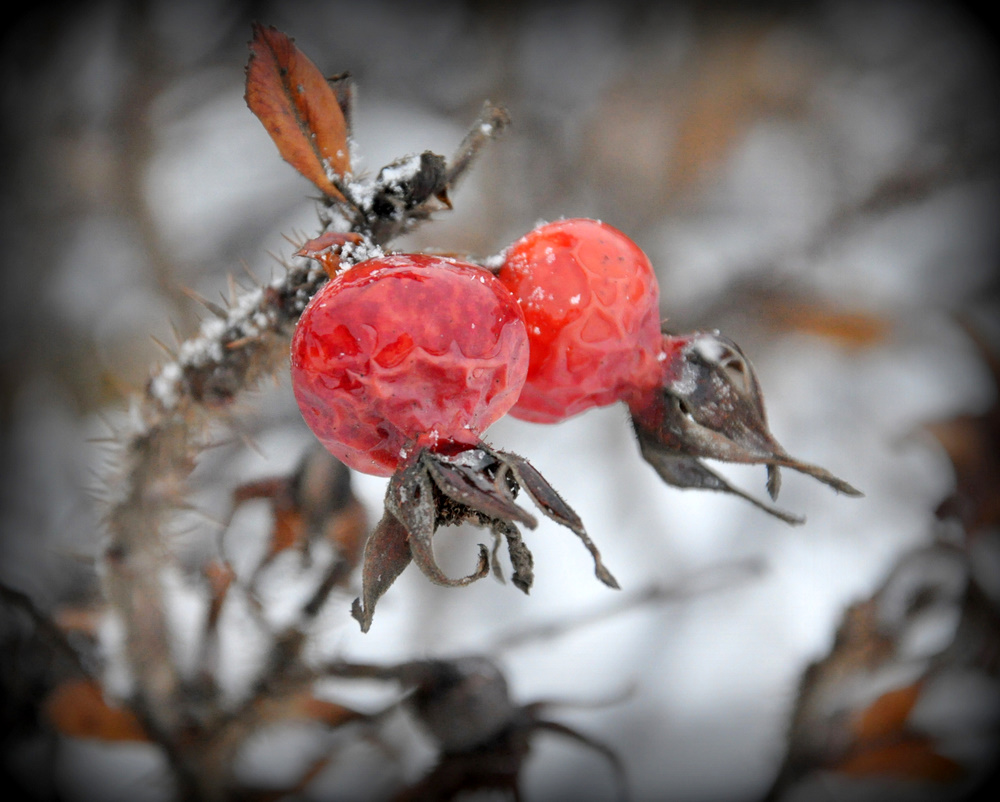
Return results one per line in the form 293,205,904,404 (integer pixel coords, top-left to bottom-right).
291,254,529,476
496,218,662,423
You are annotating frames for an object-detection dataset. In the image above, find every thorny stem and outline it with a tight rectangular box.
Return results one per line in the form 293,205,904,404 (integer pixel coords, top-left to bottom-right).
99,107,509,799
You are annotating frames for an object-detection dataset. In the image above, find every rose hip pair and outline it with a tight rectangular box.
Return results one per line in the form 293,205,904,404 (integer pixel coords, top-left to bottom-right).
290,218,858,630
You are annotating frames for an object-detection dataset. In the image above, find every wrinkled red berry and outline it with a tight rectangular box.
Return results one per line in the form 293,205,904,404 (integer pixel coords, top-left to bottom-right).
496,218,662,423
291,254,529,476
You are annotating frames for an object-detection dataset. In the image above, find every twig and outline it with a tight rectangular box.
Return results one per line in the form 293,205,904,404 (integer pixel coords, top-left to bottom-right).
493,557,767,651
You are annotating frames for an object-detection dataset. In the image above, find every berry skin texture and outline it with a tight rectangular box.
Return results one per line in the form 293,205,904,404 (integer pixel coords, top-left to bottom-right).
496,218,663,423
291,254,529,476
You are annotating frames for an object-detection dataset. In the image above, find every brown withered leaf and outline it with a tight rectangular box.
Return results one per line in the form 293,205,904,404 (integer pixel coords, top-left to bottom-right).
833,737,964,783
254,688,368,730
245,24,350,200
53,604,106,638
850,681,923,745
927,319,1000,535
761,538,1000,801
765,298,890,350
44,678,149,742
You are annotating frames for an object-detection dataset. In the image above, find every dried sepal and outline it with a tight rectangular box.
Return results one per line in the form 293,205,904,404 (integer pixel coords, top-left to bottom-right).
351,512,412,633
385,452,492,590
498,450,619,588
634,430,804,525
423,448,535,529
294,231,364,278
630,330,861,521
351,445,618,632
244,24,350,200
491,519,534,593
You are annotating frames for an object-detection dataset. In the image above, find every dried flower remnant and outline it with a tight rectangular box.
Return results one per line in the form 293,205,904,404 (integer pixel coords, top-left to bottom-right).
352,444,618,632
326,655,628,801
629,329,862,521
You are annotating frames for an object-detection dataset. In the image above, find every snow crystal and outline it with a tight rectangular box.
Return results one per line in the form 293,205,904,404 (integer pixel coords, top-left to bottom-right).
481,250,507,270
340,239,384,267
378,153,424,188
150,362,182,409
691,331,725,364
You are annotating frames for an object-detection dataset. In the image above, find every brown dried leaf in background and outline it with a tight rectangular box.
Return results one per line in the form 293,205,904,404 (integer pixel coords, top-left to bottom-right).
53,604,106,638
282,691,368,729
762,538,1000,801
850,681,923,744
44,679,149,742
245,24,350,200
203,559,236,629
927,320,1000,535
765,298,890,350
827,680,962,783
253,688,368,731
230,447,367,580
833,736,964,783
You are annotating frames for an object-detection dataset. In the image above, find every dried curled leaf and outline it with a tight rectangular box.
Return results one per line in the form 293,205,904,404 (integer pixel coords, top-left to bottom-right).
245,24,350,199
832,736,964,783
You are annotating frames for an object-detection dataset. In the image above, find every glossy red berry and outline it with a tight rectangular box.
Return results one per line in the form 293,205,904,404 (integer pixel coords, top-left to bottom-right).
291,254,529,476
496,218,662,423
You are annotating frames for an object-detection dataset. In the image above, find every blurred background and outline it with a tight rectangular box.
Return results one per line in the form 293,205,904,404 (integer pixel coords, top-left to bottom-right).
2,1,998,800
